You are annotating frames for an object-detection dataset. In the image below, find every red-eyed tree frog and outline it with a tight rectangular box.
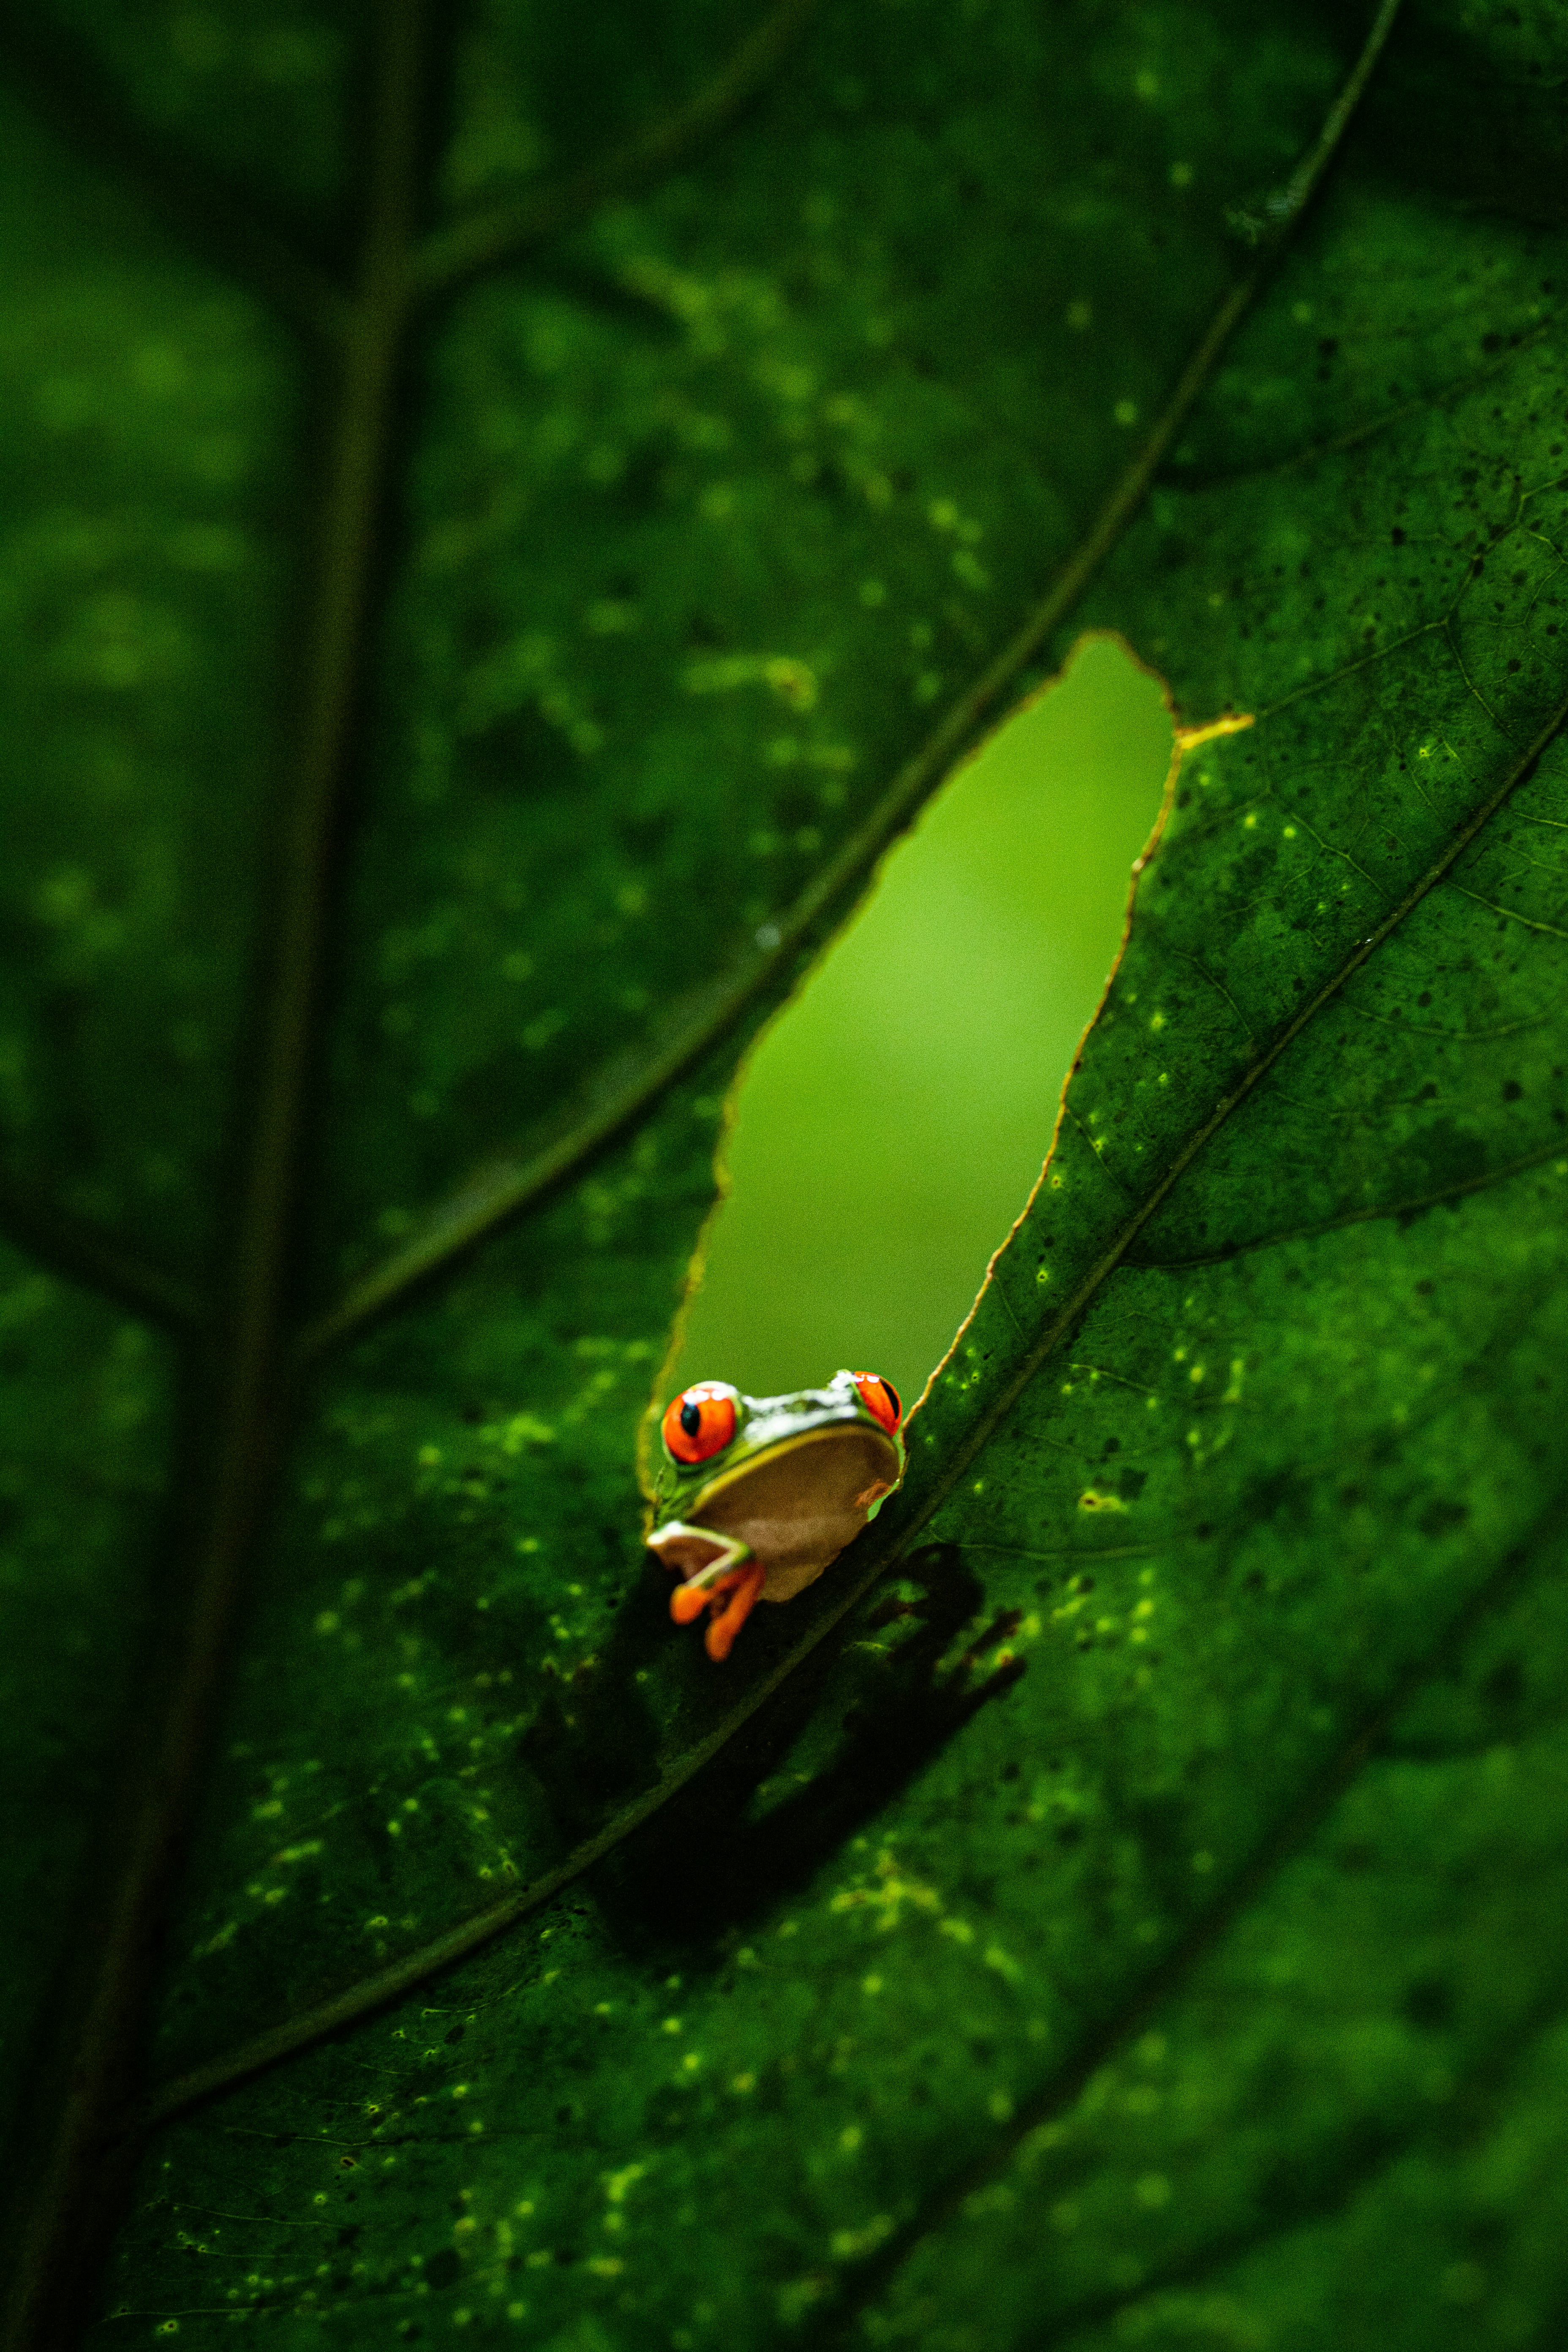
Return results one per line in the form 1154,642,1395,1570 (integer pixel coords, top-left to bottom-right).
646,1369,904,1661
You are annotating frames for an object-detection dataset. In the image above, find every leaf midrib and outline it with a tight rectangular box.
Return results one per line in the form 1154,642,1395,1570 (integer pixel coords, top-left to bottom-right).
0,8,935,2336
0,9,434,2341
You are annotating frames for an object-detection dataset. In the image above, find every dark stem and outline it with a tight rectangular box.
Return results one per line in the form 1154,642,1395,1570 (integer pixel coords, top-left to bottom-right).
300,0,1400,1365
0,1171,205,1331
0,9,427,2345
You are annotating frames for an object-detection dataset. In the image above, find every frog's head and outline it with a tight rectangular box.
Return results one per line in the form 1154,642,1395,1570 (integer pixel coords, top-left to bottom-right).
647,1371,904,1659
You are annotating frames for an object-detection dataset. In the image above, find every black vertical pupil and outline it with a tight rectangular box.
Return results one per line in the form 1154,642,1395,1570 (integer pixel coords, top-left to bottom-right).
880,1379,901,1420
680,1401,703,1437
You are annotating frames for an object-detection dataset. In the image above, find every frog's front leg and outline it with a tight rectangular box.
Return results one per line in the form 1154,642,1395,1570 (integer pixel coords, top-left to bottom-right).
647,1522,767,1661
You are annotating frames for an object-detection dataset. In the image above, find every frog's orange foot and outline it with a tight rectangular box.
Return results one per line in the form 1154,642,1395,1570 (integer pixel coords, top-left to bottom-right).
668,1557,753,1630
703,1562,765,1661
670,1576,721,1626
670,1559,764,1656
647,1522,763,1660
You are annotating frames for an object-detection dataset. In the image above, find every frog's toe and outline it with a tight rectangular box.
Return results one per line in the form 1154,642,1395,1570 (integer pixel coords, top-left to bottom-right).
705,1563,766,1662
672,1559,750,1629
670,1579,714,1625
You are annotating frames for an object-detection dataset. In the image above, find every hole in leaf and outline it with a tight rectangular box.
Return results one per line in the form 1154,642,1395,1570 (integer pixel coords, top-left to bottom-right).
665,634,1173,1407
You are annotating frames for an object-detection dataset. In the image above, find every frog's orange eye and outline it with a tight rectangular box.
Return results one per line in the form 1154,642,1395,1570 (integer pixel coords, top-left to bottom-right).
852,1372,901,1433
662,1382,739,1465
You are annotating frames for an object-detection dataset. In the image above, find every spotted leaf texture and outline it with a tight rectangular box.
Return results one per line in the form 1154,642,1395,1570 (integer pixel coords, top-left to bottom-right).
1,2,1567,2349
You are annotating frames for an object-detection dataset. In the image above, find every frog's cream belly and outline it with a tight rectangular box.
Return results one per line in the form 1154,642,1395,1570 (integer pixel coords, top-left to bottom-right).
697,1427,898,1603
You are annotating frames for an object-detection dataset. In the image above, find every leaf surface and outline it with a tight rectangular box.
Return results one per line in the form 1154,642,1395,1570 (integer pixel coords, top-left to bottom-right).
1,1,1566,2346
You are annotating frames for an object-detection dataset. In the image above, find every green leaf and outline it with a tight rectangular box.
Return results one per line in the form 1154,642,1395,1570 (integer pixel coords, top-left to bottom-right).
1,1,1566,2346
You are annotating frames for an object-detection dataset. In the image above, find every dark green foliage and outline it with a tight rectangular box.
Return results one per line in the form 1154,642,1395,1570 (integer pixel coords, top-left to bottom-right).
0,1,1566,2346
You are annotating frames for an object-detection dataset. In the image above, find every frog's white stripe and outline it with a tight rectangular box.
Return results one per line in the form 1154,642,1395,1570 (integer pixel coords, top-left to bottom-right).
647,1522,754,1589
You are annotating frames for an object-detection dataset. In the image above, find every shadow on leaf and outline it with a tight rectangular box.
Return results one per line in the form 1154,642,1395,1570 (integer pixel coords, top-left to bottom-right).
588,1543,1026,1954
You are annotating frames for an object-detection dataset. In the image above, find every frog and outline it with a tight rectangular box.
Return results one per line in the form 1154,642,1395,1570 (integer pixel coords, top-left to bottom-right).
646,1369,905,1661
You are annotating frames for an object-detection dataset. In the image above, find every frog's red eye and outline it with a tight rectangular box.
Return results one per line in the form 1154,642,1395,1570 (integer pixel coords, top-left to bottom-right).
662,1382,739,1465
852,1372,901,1433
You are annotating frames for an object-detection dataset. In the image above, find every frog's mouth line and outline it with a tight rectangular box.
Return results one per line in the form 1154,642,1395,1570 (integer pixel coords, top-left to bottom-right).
684,1416,903,1517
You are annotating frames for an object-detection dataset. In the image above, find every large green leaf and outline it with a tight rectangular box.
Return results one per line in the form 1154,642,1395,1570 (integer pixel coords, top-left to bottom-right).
1,0,1566,2344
